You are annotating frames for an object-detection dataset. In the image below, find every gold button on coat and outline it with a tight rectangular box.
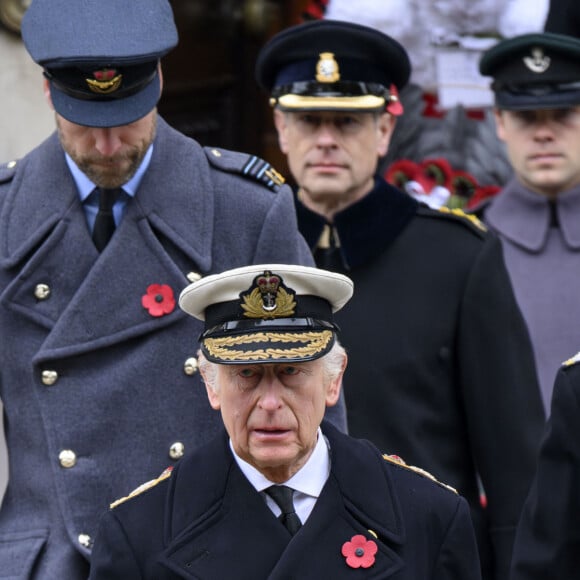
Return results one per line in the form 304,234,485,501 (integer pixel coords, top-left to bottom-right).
186,271,202,283
184,357,198,375
59,450,77,468
169,442,185,460
34,284,51,300
41,370,58,386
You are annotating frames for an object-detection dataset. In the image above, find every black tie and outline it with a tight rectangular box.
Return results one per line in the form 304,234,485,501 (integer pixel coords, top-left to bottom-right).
92,187,120,251
265,485,302,535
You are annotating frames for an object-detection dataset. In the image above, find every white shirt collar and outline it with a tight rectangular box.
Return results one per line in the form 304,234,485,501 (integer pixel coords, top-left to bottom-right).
65,143,154,202
231,427,330,497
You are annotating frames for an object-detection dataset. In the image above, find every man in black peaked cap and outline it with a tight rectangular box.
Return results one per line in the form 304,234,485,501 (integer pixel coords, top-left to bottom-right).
255,19,545,580
476,33,580,415
476,31,580,580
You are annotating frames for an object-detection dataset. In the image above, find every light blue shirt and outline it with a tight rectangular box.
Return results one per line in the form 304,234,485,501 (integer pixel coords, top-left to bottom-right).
65,144,154,232
231,428,330,525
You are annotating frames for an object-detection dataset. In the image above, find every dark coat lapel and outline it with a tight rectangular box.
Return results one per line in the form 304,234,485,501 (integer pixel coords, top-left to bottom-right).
295,178,418,270
160,424,405,579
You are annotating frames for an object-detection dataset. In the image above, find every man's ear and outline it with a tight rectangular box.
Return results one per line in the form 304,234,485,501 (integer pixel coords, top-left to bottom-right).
376,112,396,157
325,353,347,407
43,78,54,110
200,368,221,410
494,109,506,142
273,108,290,154
158,63,164,92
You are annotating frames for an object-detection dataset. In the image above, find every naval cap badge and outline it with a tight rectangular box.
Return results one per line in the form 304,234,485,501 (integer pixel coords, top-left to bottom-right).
240,270,297,319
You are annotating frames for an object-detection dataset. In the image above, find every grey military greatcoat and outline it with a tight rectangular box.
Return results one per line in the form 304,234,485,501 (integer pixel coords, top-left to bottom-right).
0,117,338,578
479,179,580,413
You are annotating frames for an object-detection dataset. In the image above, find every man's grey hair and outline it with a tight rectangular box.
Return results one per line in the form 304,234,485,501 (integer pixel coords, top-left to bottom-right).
199,340,347,393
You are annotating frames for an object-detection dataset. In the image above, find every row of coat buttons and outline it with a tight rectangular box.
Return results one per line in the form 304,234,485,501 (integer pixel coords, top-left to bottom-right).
36,275,202,551
34,271,202,304
41,357,199,387
58,441,186,469
69,441,185,551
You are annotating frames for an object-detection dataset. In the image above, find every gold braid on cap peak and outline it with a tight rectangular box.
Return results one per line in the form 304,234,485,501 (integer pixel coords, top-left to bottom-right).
204,331,333,362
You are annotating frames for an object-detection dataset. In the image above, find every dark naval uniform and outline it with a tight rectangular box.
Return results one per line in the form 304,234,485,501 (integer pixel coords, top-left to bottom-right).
88,422,481,579
510,354,580,579
0,119,347,578
296,177,545,580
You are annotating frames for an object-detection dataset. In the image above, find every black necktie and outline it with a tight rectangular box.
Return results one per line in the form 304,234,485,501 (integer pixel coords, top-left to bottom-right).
265,485,302,535
92,187,120,251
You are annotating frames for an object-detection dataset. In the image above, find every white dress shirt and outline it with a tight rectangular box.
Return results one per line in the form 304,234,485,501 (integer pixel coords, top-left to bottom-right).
231,428,330,525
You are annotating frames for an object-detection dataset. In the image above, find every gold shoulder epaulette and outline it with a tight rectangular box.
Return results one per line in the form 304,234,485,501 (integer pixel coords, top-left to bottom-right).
110,466,173,509
563,351,580,367
383,454,458,494
438,207,487,232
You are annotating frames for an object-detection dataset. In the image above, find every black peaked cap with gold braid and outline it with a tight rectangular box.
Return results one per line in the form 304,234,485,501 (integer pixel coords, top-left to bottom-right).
179,264,353,364
255,19,410,115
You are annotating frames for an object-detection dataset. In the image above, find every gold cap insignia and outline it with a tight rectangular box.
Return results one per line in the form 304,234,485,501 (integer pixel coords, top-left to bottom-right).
523,48,551,74
241,271,297,319
86,68,123,94
316,52,340,83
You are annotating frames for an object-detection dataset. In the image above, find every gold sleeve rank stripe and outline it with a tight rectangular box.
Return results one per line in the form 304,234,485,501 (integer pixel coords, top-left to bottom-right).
110,466,173,509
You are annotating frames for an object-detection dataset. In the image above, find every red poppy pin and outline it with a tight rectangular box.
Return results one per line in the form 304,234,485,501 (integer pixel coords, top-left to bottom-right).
141,284,175,317
341,534,378,569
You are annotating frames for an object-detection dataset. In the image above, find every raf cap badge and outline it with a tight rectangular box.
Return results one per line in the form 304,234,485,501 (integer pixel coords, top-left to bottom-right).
523,48,551,74
316,52,340,83
241,271,297,319
86,68,123,94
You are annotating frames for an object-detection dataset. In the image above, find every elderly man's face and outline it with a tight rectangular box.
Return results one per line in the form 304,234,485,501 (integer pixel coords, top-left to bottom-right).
204,359,343,483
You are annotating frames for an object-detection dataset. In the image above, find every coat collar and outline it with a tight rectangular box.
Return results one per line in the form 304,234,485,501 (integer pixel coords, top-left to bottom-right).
0,118,213,269
0,118,214,359
160,423,405,579
295,178,418,270
485,178,580,251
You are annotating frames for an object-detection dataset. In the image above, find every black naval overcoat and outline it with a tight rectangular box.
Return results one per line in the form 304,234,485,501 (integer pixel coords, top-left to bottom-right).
88,422,482,579
295,178,546,580
0,117,347,578
511,355,580,579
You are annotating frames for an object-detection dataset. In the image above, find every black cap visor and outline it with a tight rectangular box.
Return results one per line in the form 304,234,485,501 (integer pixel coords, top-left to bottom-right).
494,82,580,110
